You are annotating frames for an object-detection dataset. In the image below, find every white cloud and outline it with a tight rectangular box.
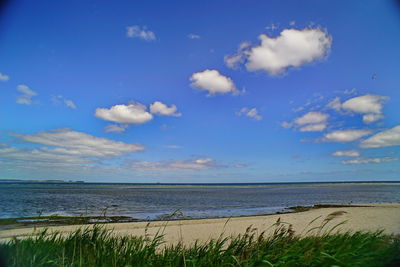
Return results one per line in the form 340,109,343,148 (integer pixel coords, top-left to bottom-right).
360,126,400,148
129,157,224,172
126,25,156,41
104,124,128,133
95,102,153,124
16,85,37,105
294,111,328,125
236,107,262,121
323,129,371,143
11,128,144,157
0,73,9,81
224,42,250,69
326,97,341,112
280,121,292,129
225,28,332,75
187,33,200,39
52,95,77,109
65,100,77,109
189,69,237,96
341,157,397,165
342,94,387,123
331,150,360,157
150,101,182,117
284,111,328,132
299,123,326,132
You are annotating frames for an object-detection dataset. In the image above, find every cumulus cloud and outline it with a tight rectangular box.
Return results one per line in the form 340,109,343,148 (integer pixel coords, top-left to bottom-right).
225,28,332,75
104,124,128,133
294,111,328,125
189,69,237,96
331,150,360,157
360,125,400,148
323,129,371,143
11,128,144,157
187,33,200,39
341,157,397,165
0,73,9,81
95,102,153,124
284,111,328,132
150,101,182,117
129,157,225,172
236,107,262,121
16,85,38,105
341,94,387,123
126,25,156,41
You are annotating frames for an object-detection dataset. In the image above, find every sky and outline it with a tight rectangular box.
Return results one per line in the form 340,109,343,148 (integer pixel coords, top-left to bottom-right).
0,0,399,183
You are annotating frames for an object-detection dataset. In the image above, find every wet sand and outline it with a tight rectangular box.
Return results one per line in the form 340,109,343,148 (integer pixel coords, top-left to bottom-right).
1,203,399,246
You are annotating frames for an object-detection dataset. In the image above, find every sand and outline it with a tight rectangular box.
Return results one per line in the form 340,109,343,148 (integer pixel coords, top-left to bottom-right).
1,203,399,246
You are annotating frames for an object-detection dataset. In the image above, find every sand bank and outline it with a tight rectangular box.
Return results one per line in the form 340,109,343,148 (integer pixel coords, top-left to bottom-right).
1,203,399,246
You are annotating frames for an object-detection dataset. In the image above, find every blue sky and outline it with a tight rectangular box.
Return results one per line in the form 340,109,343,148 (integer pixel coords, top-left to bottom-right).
0,0,399,182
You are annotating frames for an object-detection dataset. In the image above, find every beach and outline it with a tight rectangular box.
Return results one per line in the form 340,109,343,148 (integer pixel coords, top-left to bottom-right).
1,203,399,246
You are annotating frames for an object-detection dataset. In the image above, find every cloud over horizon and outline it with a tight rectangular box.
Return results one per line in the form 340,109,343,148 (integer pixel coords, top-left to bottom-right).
341,157,397,165
129,157,226,172
360,125,400,148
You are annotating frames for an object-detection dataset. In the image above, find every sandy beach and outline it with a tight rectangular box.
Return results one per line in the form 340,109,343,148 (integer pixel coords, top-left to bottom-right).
1,203,399,246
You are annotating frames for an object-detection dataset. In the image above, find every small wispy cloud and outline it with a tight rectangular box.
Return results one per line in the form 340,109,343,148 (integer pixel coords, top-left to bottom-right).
0,73,10,81
105,124,128,133
331,150,360,157
236,107,262,121
16,85,38,105
187,33,200,39
51,95,77,109
341,157,397,165
126,25,156,41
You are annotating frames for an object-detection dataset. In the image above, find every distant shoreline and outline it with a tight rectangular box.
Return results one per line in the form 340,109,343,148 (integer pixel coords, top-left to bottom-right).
1,180,400,186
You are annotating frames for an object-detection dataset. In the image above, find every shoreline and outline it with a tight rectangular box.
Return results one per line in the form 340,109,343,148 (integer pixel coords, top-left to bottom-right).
0,203,382,230
1,203,399,246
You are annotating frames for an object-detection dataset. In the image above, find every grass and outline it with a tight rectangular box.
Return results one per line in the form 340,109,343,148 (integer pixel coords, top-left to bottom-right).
0,213,399,267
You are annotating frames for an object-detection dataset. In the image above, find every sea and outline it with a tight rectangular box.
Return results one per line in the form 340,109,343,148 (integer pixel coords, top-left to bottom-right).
1,182,399,220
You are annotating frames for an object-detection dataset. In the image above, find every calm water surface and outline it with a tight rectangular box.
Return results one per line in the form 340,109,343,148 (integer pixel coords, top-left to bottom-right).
1,183,399,220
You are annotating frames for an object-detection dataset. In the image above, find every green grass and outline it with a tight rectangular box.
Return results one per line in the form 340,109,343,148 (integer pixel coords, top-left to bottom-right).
0,215,399,267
